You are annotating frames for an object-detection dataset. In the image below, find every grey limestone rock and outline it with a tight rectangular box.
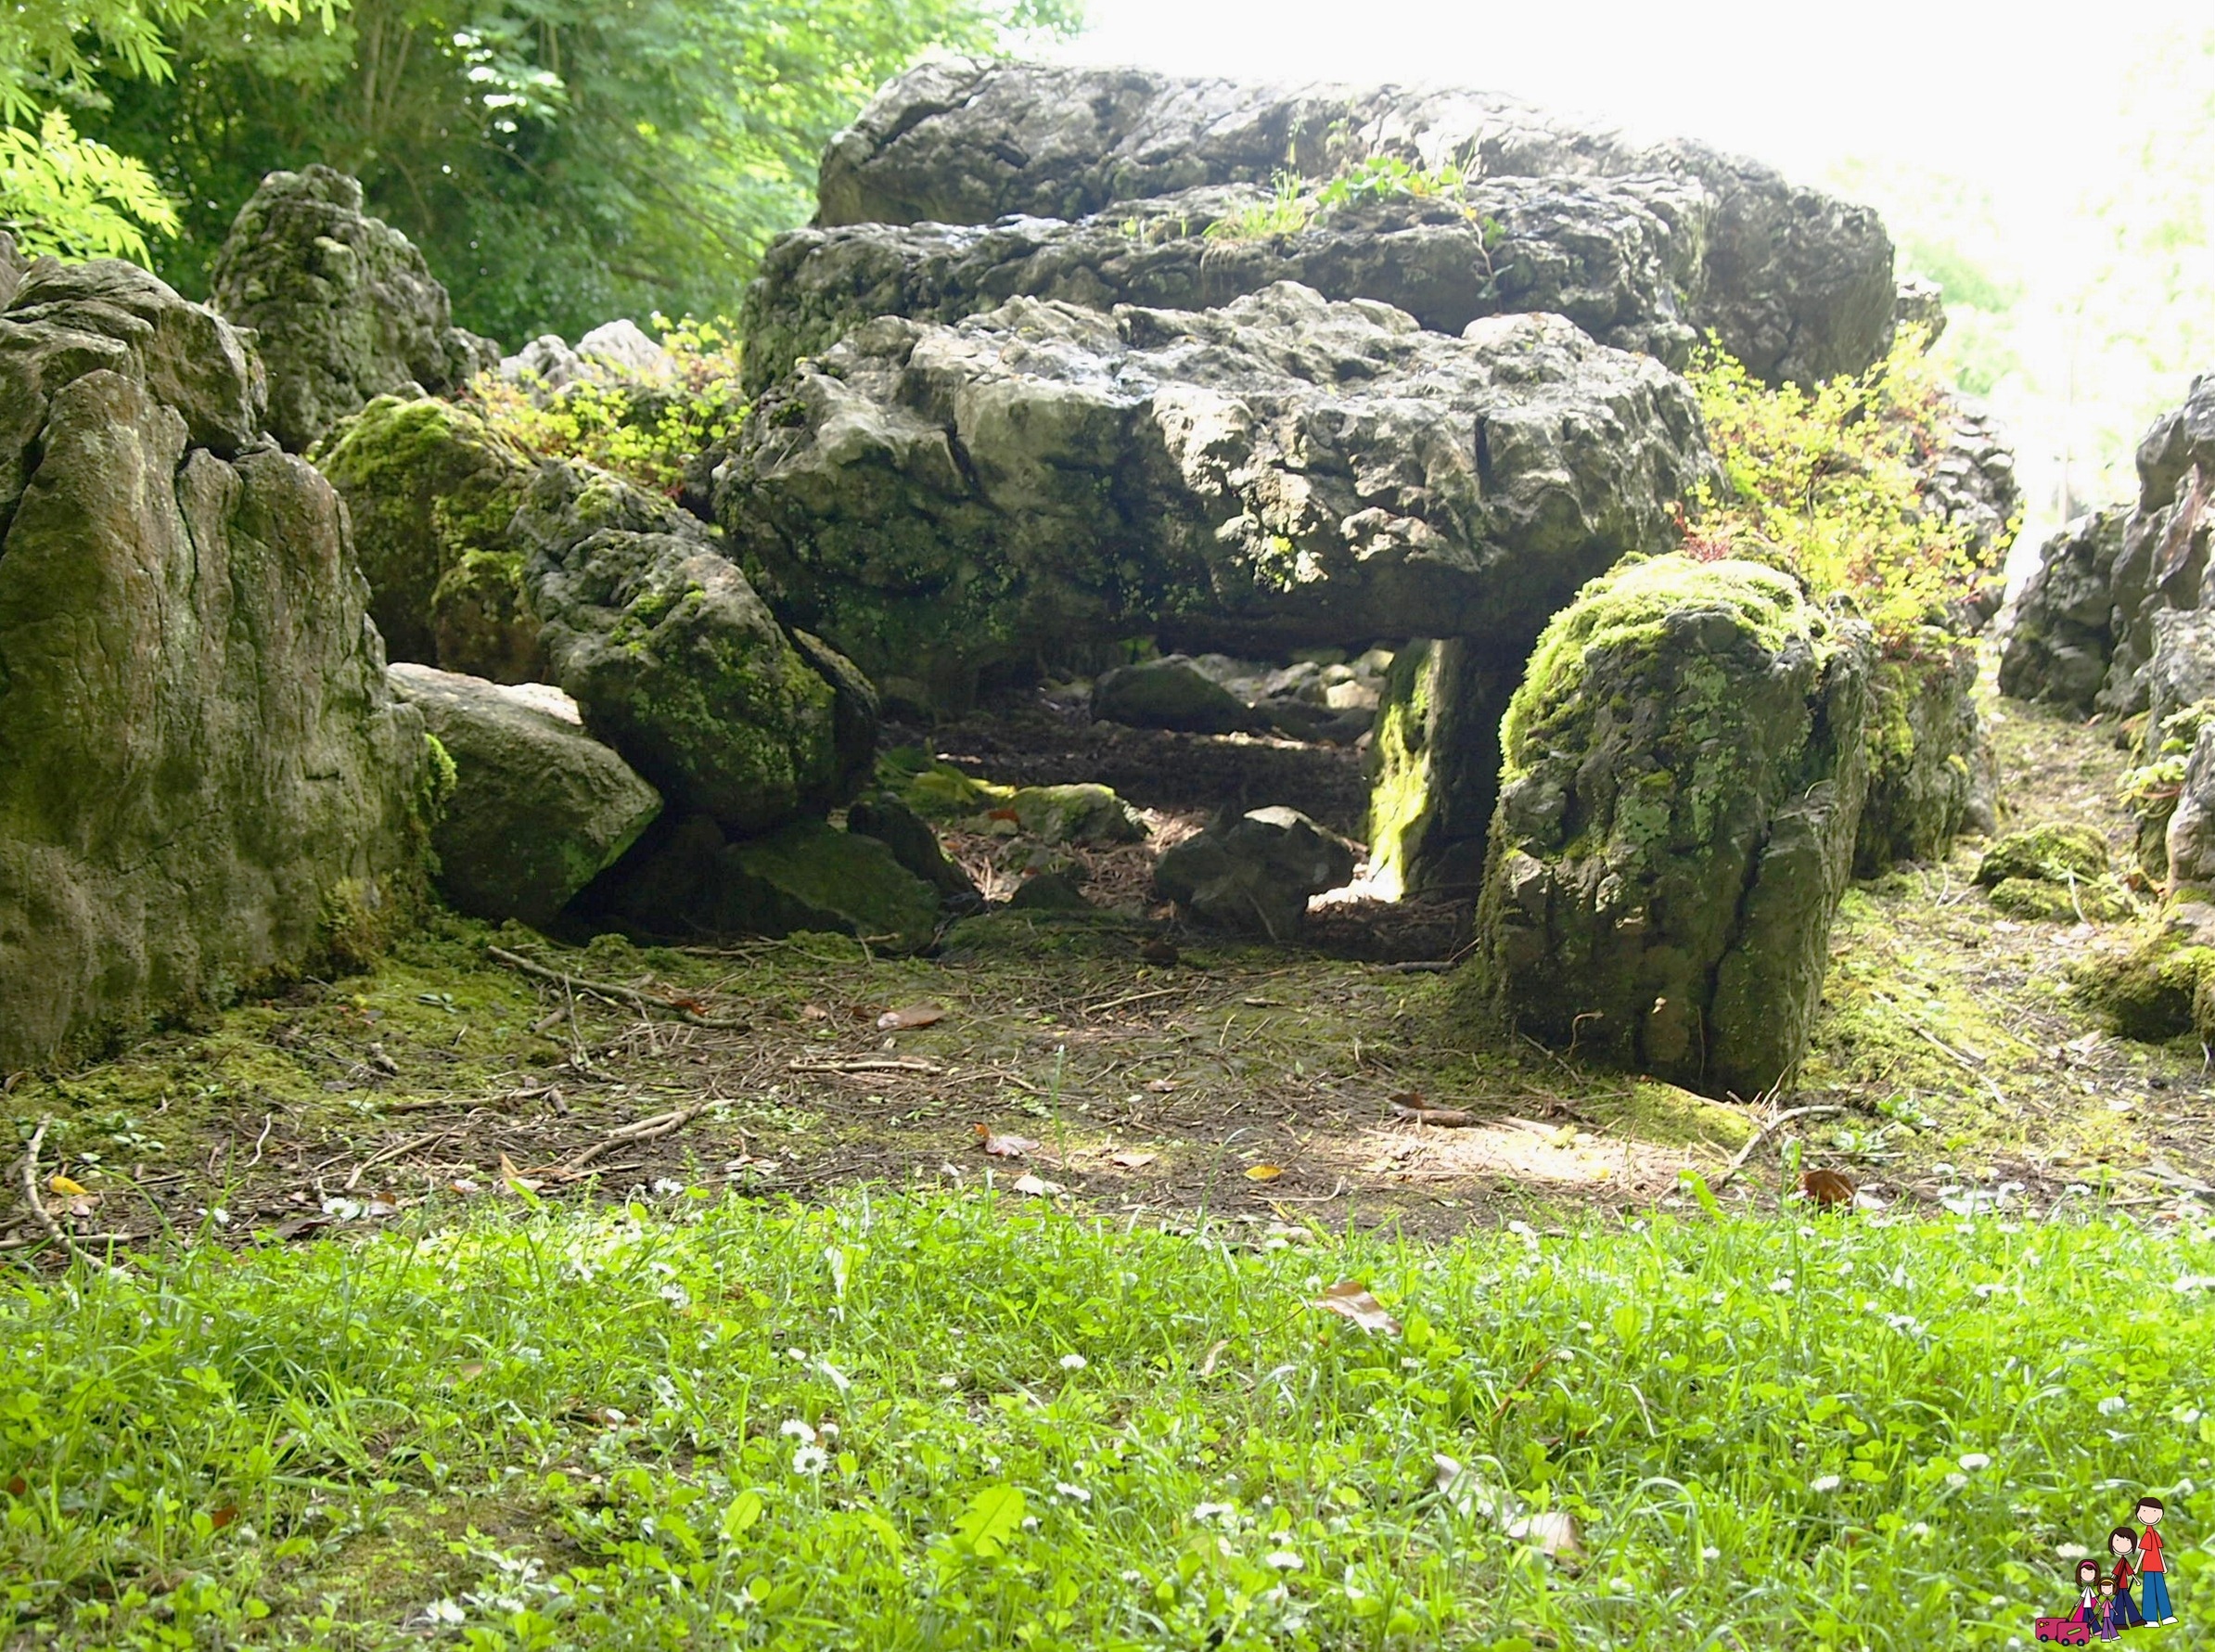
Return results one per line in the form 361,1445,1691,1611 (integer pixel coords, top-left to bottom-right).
2167,723,2215,891
1466,556,1873,1099
1854,647,1989,877
211,166,496,453
813,58,1895,388
742,173,1707,394
703,283,1709,710
389,663,663,928
1153,805,1358,938
1997,508,2129,711
0,261,433,1068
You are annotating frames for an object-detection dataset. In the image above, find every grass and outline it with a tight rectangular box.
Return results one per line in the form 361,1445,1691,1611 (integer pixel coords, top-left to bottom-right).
6,1192,2212,1649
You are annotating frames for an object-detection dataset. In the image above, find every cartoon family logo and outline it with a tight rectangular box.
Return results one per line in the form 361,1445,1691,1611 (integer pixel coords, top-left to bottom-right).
2036,1496,2178,1644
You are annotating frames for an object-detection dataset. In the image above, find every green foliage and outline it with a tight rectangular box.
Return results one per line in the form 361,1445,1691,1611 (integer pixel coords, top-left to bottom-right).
0,0,329,258
1201,170,1315,240
74,0,1082,342
1683,332,2010,657
465,314,746,495
1204,155,1500,250
5,1192,2210,1646
1312,153,1468,211
2119,698,2215,817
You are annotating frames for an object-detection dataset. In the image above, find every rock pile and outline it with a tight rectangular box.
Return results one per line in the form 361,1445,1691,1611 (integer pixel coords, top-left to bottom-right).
2003,374,2215,717
0,250,435,1067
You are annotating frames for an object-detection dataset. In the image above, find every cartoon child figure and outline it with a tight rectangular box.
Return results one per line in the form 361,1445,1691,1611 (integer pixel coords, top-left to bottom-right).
2136,1496,2175,1625
2097,1577,2122,1641
2078,1557,2106,1625
2110,1525,2149,1630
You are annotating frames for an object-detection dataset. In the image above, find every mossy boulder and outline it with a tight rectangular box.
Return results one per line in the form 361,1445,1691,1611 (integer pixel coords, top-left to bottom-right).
1008,785,1146,846
846,791,978,900
1364,637,1508,898
210,165,496,453
1465,555,1874,1099
1986,877,2134,923
320,397,877,834
2070,909,2215,1043
1974,823,2108,888
1853,646,1990,876
314,395,534,672
388,664,662,928
581,814,937,947
1092,656,1257,735
0,261,433,1068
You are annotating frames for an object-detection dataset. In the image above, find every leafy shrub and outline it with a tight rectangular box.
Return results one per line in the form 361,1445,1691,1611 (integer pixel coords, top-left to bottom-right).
462,314,746,496
1680,332,2011,656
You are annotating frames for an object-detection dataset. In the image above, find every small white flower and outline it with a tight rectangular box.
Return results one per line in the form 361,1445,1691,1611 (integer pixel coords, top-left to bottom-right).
2056,1543,2090,1559
1055,1481,1091,1503
1959,1453,1991,1472
1769,1276,1793,1295
1120,1569,1143,1583
1192,1502,1237,1523
1946,1472,1970,1490
1701,1546,1721,1560
938,1374,959,1389
1020,1516,1040,1531
1810,1474,1841,1493
1506,1221,1536,1237
779,1418,818,1444
652,1178,685,1195
2098,1396,2127,1415
1265,1550,1303,1570
423,1600,466,1625
818,1422,840,1441
791,1444,827,1475
1059,1352,1088,1371
1909,1522,1932,1539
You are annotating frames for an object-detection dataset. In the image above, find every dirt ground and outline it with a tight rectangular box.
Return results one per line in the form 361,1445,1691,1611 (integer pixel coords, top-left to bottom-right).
6,659,2212,1259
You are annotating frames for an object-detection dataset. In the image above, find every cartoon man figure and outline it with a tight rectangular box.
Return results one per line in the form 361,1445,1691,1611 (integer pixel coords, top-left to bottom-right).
2136,1495,2176,1625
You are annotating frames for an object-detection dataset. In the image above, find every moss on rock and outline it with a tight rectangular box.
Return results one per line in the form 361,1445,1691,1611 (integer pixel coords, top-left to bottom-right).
2070,913,2215,1043
1466,554,1874,1099
1974,823,2108,887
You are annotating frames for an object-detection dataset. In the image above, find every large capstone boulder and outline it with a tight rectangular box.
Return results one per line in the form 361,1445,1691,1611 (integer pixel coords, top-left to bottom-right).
388,664,662,928
1997,507,2128,710
702,283,1708,710
210,167,496,453
743,173,1708,394
1153,805,1357,938
1364,636,1511,898
1854,646,1991,876
317,396,877,834
813,59,1896,387
1466,556,1873,1099
0,261,434,1068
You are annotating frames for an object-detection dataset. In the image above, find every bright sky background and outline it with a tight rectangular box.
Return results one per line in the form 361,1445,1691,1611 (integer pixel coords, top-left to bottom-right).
1050,0,2195,199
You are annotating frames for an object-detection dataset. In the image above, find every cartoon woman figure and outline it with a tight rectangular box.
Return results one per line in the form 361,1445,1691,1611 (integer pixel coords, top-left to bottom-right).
2109,1525,2149,1630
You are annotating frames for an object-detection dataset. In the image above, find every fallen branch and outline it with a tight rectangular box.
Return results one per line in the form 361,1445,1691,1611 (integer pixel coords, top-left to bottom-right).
788,1056,944,1076
14,1117,98,1266
344,1127,459,1191
486,946,752,1031
1709,1105,1848,1192
558,1102,722,1175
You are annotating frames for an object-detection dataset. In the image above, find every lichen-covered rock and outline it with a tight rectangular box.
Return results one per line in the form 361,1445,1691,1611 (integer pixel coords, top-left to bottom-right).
1364,637,1509,898
498,319,677,402
210,167,495,453
2071,905,2215,1043
1975,823,2108,887
318,396,877,834
1997,508,2129,710
1466,555,1873,1099
2140,609,2215,764
703,283,1707,708
814,59,1895,387
388,664,661,928
515,463,876,835
1917,395,2020,564
314,396,536,672
1154,805,1358,937
1854,647,1989,876
744,173,1707,393
0,261,432,1068
583,814,937,946
1093,655,1258,735
2167,724,2215,894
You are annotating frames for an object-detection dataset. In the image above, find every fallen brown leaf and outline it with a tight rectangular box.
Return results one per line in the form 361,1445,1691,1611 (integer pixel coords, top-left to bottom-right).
1108,1149,1158,1169
877,1005,947,1031
209,1505,239,1531
498,1153,544,1196
800,1004,829,1021
1011,1172,1064,1197
1310,1280,1401,1336
4,1475,25,1498
1801,1168,1858,1208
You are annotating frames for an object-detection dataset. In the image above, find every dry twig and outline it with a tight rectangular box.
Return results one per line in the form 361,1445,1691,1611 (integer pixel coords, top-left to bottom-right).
1710,1104,1849,1191
486,946,752,1031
